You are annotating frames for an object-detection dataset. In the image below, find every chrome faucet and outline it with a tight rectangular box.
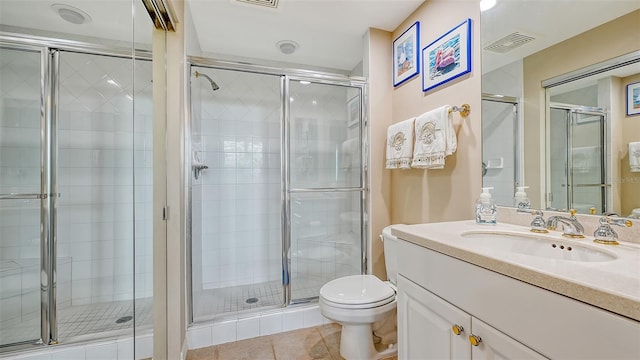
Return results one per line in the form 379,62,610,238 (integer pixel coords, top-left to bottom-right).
593,214,633,245
517,208,548,233
546,209,584,238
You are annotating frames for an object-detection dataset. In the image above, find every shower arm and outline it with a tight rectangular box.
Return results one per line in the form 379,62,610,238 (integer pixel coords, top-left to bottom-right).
194,70,219,91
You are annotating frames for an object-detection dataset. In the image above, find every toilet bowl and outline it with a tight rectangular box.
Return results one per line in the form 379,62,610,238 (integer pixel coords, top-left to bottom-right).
319,227,399,360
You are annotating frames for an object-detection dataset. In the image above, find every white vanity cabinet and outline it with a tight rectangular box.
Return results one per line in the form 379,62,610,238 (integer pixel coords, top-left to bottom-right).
396,238,640,359
398,274,545,359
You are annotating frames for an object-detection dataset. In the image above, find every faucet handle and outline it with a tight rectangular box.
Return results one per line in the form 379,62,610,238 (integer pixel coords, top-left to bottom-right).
569,209,577,218
602,214,633,228
594,215,632,245
517,209,548,233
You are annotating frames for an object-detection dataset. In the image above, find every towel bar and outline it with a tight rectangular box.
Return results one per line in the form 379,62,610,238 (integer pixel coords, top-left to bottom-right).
449,103,470,117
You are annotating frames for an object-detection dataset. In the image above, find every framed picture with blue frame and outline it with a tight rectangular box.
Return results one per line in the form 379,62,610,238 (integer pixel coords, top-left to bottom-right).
627,81,640,116
393,21,420,87
422,18,472,92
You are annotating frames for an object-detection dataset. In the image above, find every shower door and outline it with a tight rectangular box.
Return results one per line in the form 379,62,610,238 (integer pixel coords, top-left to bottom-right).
287,80,364,303
189,66,285,322
0,46,49,347
189,63,367,321
481,94,520,206
1,44,153,350
549,105,607,214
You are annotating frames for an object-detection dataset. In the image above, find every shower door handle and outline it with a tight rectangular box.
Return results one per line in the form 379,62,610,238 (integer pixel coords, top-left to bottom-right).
0,193,46,200
0,193,59,200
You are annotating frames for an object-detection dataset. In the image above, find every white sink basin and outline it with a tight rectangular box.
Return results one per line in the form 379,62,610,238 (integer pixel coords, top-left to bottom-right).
460,231,617,262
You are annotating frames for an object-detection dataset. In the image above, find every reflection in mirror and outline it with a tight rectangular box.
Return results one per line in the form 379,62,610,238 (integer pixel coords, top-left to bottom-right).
0,0,155,353
481,1,640,218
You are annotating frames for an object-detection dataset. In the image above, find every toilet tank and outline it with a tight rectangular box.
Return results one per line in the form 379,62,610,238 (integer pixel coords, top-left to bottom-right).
381,226,400,285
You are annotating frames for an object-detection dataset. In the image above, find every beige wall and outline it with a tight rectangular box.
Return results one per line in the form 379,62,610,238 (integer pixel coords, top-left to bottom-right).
155,0,188,359
367,1,482,278
621,73,640,215
523,10,640,210
365,28,394,279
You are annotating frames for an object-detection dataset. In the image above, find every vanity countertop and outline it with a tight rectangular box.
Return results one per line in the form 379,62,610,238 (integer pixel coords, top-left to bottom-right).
391,220,640,322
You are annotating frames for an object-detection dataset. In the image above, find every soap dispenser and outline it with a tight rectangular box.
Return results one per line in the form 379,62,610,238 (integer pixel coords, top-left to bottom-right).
514,186,530,209
475,187,497,224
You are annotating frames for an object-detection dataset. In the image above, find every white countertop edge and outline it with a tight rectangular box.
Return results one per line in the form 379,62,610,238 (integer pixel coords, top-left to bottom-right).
390,220,640,322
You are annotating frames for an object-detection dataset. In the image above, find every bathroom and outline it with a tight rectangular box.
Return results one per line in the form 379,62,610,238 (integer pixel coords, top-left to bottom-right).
1,0,638,359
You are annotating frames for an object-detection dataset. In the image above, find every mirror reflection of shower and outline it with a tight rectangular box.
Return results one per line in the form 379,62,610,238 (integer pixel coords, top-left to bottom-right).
194,70,219,91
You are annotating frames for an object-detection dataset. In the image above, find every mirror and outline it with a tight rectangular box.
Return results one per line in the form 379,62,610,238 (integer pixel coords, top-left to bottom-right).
481,1,640,218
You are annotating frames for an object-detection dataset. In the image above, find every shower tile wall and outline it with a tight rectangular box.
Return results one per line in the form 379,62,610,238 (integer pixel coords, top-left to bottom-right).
482,60,523,206
56,52,154,305
194,70,283,291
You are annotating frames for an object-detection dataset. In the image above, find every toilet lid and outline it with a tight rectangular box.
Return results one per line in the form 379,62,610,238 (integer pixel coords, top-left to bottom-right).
320,275,395,306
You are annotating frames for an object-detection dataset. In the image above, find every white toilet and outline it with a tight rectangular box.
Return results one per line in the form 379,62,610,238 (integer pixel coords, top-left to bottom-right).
319,226,399,360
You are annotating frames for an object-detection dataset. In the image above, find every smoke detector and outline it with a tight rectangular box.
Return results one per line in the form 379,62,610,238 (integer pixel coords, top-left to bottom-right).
484,32,535,53
276,40,298,55
51,3,92,25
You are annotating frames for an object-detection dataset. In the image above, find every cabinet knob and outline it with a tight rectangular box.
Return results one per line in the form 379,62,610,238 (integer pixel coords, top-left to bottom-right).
469,334,482,346
451,324,464,335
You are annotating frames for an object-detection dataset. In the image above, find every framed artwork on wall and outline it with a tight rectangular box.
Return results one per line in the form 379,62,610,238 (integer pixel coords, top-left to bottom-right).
627,81,640,116
393,21,420,87
422,18,472,92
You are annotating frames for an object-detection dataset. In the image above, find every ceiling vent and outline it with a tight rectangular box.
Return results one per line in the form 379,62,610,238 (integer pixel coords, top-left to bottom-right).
484,32,535,53
235,0,279,9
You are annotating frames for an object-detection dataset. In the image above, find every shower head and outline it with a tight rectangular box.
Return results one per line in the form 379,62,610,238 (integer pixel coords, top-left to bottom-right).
194,71,219,91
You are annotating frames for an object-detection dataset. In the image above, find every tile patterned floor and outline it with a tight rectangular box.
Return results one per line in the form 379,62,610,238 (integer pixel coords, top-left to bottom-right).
186,323,398,360
0,298,153,346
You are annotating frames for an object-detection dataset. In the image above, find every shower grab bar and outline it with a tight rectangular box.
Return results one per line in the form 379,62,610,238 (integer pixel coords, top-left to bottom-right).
0,193,58,200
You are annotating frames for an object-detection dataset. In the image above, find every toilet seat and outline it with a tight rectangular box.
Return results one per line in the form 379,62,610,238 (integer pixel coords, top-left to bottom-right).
320,275,396,309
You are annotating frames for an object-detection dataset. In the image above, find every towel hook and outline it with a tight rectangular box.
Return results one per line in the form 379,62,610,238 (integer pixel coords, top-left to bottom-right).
449,104,470,118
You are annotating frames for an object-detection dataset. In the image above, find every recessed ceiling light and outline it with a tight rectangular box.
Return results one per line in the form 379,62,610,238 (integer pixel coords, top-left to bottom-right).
480,0,496,12
276,40,298,55
51,3,92,25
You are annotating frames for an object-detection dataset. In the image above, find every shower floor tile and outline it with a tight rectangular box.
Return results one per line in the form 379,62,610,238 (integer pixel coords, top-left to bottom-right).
0,298,153,347
193,278,326,322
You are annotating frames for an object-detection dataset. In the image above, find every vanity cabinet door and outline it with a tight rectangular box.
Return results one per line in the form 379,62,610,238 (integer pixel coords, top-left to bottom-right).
397,274,471,360
469,317,547,360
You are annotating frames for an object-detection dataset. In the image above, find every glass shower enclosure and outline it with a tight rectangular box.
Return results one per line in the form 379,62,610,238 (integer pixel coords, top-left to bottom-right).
189,62,366,322
0,41,153,351
548,104,607,214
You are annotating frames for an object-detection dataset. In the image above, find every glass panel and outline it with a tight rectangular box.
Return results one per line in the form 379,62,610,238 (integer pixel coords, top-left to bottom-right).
0,47,43,346
290,191,363,301
289,82,362,189
190,67,284,322
570,113,605,214
482,100,517,206
549,108,569,211
56,50,138,341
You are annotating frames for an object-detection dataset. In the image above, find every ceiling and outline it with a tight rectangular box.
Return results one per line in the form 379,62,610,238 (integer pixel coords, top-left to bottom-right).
186,0,424,71
481,0,640,74
0,1,638,74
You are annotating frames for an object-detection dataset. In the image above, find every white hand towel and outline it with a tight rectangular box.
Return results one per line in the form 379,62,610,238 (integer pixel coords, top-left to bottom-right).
411,105,457,169
386,118,415,169
630,142,640,172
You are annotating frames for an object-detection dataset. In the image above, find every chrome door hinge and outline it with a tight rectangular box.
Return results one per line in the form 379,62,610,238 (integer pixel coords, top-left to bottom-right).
162,206,168,220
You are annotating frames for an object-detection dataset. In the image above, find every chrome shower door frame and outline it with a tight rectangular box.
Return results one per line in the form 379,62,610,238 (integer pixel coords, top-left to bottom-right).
186,58,368,323
549,103,608,213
